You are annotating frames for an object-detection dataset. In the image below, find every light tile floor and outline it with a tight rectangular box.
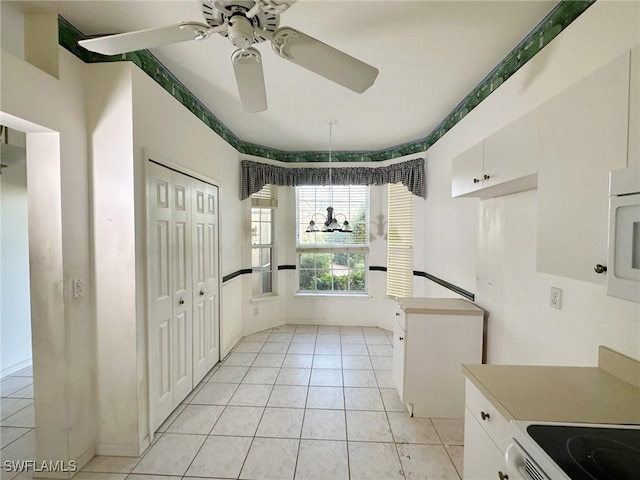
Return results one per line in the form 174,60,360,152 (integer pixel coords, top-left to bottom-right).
0,365,35,480
0,326,466,480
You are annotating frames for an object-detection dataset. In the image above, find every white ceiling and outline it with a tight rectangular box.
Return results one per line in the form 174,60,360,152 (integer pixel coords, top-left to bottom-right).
11,0,558,151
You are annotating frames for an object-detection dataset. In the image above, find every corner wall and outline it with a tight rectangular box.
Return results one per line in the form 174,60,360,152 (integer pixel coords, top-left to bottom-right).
418,1,640,365
1,44,96,473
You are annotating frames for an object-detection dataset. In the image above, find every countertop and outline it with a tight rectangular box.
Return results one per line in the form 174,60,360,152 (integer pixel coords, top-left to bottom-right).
463,360,640,425
397,297,484,315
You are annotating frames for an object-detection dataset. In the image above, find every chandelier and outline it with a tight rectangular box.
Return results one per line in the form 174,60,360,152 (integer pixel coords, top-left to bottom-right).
305,120,352,233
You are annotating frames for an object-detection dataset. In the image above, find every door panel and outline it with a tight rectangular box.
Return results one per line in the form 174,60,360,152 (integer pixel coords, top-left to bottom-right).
148,164,176,425
148,162,220,431
205,184,220,367
192,180,209,384
158,318,171,400
171,174,193,404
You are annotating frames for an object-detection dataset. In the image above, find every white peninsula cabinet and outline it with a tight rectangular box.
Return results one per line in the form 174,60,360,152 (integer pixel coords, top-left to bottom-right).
393,298,484,418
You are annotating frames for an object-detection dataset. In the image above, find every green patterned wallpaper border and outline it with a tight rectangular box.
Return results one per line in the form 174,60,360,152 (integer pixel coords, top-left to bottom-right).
59,0,595,163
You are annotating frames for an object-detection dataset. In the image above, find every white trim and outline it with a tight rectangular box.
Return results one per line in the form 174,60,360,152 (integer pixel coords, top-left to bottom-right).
293,293,372,299
250,293,280,304
95,438,148,457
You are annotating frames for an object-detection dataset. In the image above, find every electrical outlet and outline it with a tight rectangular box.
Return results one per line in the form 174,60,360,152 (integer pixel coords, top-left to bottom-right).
550,286,562,310
72,279,83,298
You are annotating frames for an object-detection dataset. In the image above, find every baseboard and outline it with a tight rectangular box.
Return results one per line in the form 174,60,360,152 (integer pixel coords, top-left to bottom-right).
222,334,243,358
73,444,96,475
95,442,143,457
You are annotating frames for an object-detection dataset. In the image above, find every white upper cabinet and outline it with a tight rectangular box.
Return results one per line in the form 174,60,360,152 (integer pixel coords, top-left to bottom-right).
451,141,483,197
451,112,538,199
536,52,630,284
483,111,538,192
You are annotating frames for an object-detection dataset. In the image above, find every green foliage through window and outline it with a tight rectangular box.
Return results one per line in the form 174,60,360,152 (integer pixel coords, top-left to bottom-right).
296,185,369,294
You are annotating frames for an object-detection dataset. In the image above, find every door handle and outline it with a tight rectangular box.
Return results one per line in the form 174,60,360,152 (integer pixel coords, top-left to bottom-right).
178,298,185,305
200,290,205,296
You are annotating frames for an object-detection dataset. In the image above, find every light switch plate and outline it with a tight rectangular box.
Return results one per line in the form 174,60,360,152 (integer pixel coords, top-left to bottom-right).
73,279,83,298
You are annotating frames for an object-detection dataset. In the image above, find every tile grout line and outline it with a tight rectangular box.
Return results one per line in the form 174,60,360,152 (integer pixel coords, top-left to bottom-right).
90,326,458,480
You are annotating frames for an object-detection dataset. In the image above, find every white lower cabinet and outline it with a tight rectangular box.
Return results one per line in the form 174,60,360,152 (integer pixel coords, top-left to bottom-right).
463,379,510,480
392,317,406,401
392,298,484,418
463,408,506,480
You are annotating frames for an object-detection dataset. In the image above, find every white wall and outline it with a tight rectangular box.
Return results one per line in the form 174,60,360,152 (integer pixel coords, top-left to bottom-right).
85,62,139,456
0,157,32,375
418,1,640,366
130,66,244,357
238,159,424,334
84,59,246,454
1,40,96,474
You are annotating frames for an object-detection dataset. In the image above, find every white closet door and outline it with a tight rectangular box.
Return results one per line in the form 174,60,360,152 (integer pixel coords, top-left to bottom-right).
171,173,193,403
192,180,209,384
147,163,178,425
148,162,219,430
204,184,220,369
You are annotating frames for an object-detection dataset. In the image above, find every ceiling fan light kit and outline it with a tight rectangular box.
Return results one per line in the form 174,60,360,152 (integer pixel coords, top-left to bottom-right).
77,0,379,113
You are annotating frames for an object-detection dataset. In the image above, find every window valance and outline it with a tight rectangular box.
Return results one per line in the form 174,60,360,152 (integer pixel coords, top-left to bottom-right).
241,157,425,200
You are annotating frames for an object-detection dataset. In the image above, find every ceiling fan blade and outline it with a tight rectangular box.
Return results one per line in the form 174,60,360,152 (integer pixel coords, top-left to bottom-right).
232,48,268,113
78,22,217,55
269,27,378,93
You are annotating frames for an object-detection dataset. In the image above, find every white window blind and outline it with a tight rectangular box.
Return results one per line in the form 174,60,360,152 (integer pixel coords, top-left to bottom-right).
387,182,414,298
251,183,277,208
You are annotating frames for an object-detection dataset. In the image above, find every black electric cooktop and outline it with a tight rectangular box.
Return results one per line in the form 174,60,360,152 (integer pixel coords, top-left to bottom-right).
527,424,640,480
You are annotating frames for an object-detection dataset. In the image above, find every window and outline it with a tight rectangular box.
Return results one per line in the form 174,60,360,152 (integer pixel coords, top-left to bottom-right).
251,185,277,296
387,182,414,298
296,185,369,293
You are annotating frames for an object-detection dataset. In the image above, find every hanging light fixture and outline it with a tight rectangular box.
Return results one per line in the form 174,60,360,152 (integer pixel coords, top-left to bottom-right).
305,120,353,233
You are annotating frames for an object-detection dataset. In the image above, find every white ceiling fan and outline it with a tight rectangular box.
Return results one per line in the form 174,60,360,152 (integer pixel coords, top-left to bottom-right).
78,0,379,113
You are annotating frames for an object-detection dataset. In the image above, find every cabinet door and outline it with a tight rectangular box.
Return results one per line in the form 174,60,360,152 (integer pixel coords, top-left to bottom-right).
452,141,483,197
483,112,537,189
392,319,406,401
537,52,630,283
463,408,507,480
